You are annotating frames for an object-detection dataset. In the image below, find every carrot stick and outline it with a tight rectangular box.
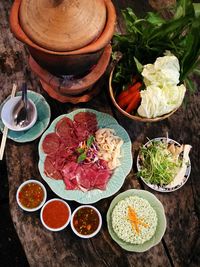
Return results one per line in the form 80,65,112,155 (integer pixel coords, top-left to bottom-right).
132,75,139,84
128,82,142,93
117,90,130,101
117,82,142,103
125,90,141,113
118,93,134,109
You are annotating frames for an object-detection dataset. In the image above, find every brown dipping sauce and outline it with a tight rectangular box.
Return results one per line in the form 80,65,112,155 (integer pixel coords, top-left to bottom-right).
73,207,99,235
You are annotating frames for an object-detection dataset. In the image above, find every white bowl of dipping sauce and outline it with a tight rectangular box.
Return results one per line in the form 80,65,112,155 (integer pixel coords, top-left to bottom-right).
40,198,71,232
70,205,102,238
16,179,47,212
1,96,37,131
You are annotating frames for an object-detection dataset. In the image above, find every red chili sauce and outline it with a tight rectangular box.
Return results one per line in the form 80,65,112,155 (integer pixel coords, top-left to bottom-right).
42,200,69,229
73,207,99,235
18,182,44,209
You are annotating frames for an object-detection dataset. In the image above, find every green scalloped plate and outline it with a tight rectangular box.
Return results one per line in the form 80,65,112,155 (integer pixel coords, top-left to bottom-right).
38,108,133,204
0,90,51,143
107,189,167,252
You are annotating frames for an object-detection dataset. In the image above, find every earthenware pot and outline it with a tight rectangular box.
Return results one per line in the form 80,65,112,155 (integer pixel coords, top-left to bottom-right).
10,0,116,75
19,0,107,52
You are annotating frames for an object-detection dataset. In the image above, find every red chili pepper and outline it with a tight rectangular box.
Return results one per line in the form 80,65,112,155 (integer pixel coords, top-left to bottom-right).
125,90,141,114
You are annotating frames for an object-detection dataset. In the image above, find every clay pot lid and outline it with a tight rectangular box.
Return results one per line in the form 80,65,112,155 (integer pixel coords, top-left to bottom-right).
19,0,107,52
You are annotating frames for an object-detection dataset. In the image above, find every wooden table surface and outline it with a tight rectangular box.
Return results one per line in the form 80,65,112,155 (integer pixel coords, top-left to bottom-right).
1,1,200,267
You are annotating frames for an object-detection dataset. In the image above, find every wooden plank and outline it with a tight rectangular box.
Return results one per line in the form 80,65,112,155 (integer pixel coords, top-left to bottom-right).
1,0,199,267
110,1,200,267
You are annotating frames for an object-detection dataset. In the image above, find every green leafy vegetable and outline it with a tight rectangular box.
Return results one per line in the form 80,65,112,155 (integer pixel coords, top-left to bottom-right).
76,135,95,163
112,0,200,93
76,147,85,154
138,140,182,186
77,153,87,163
86,135,94,148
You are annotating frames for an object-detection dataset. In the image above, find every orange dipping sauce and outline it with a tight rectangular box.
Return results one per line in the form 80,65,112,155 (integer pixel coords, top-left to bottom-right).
18,182,44,209
42,200,70,229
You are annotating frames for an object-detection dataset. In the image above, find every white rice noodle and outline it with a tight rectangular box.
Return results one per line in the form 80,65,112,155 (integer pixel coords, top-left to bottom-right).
95,128,123,170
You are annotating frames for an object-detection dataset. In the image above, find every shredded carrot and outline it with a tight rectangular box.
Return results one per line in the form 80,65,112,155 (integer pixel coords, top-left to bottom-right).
127,206,149,234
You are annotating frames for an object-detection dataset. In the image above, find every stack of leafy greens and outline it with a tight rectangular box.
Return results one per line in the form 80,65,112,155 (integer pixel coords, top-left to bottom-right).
112,0,200,93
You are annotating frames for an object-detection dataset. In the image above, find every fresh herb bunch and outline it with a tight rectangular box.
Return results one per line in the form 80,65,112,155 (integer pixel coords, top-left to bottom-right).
138,141,182,186
112,0,200,92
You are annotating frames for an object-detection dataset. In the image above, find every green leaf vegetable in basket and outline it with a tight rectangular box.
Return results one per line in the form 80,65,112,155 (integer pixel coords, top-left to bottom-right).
112,0,200,118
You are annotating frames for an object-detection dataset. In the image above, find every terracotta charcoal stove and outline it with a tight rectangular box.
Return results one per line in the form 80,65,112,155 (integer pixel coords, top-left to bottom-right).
29,44,111,103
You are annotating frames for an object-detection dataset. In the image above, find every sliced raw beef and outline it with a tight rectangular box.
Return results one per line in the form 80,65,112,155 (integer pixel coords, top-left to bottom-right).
62,160,112,191
74,112,97,124
76,165,96,190
55,117,73,136
42,112,113,191
56,117,78,147
90,161,111,190
77,162,111,191
92,171,111,190
62,162,79,190
54,146,77,171
74,112,98,142
44,155,62,180
42,133,61,154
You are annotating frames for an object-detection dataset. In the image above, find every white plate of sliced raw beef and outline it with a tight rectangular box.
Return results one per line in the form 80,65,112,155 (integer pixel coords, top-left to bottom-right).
38,108,132,204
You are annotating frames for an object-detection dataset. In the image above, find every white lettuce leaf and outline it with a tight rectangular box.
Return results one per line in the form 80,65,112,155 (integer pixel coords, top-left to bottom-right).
138,53,186,118
142,54,180,87
137,84,186,118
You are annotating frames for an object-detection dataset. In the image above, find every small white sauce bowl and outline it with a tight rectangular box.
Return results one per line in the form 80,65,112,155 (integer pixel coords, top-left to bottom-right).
70,205,102,238
40,198,71,232
1,96,37,131
16,179,47,212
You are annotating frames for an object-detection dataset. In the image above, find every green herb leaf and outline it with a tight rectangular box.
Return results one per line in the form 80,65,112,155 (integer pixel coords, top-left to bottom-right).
86,135,94,148
77,147,85,154
77,153,87,163
146,12,165,25
185,78,197,94
134,57,143,73
193,3,200,18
